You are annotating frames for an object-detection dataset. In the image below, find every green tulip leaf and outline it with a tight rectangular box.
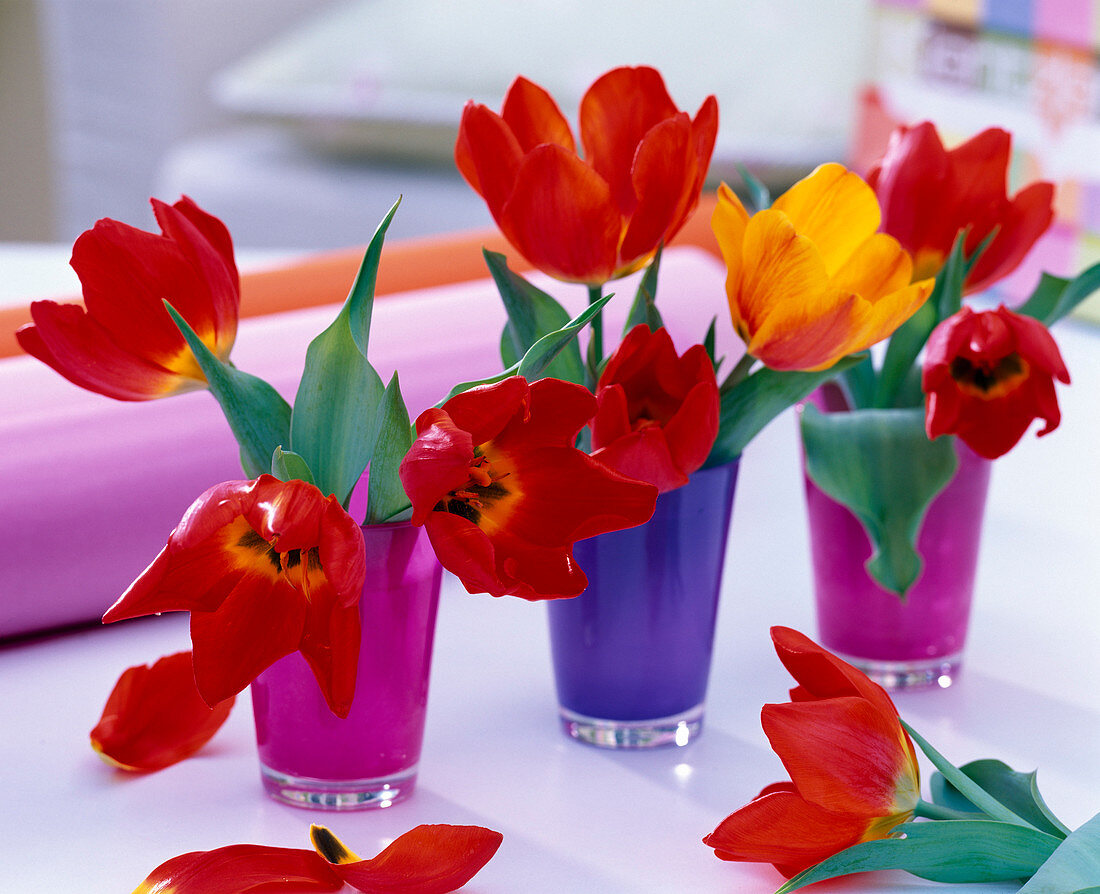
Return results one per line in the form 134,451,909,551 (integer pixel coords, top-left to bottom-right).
622,245,665,335
164,302,291,479
270,447,315,486
1016,263,1100,328
776,820,1062,892
702,315,723,374
706,354,865,468
737,163,772,212
363,371,414,525
801,406,957,596
441,292,613,402
902,721,1041,830
931,759,1071,839
290,199,399,506
484,249,584,385
1018,812,1100,894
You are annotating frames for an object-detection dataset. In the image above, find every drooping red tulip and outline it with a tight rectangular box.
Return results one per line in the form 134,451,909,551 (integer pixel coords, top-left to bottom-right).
103,475,366,718
399,376,656,599
923,305,1070,459
17,196,239,399
590,325,719,492
704,627,920,878
455,66,717,284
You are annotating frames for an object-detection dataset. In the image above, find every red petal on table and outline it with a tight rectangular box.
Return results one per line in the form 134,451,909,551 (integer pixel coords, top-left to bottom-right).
91,651,234,772
132,844,342,893
311,824,503,894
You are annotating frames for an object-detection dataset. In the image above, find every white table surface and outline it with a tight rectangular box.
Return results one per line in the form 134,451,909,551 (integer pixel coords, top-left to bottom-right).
2,247,1099,893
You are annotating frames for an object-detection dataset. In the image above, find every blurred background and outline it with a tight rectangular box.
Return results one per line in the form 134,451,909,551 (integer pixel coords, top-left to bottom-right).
2,0,873,248
2,0,1099,283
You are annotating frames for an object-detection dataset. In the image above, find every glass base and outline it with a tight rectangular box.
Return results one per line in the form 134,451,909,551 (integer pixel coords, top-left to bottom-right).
835,651,963,690
259,763,417,810
558,704,704,749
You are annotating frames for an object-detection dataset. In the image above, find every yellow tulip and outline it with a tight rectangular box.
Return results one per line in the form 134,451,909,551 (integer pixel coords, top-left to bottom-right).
712,163,934,371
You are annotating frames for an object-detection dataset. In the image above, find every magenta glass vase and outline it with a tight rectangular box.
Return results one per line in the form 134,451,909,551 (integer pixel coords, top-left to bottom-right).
547,460,739,749
250,522,441,809
804,440,991,690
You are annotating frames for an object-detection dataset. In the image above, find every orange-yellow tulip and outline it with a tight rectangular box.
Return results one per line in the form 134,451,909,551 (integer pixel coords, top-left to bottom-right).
712,164,934,371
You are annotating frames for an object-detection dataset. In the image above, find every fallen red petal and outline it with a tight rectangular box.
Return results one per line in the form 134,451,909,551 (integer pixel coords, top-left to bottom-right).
91,651,234,772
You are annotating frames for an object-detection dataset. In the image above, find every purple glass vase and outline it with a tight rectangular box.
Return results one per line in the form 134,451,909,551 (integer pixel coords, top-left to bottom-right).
547,460,739,749
250,522,441,809
804,441,991,690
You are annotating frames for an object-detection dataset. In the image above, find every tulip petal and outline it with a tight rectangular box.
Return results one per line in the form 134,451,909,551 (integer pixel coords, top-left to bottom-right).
435,376,531,447
18,302,202,399
770,163,881,275
590,429,689,494
619,113,694,265
488,376,595,455
763,697,917,816
501,76,575,153
91,652,234,772
704,788,870,878
132,844,342,893
310,823,503,894
189,577,306,707
499,145,620,284
454,103,524,221
770,627,900,719
967,181,1055,295
579,65,680,214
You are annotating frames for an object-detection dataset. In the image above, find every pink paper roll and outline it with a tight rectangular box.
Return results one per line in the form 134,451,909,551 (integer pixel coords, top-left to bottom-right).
0,248,729,639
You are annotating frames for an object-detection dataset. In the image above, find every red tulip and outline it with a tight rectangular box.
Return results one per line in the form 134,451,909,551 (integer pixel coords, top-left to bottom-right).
399,376,656,600
590,325,719,492
103,475,366,718
867,123,1054,294
16,196,239,400
132,845,342,893
310,823,503,893
923,305,1070,459
704,627,920,878
455,66,717,284
90,651,234,772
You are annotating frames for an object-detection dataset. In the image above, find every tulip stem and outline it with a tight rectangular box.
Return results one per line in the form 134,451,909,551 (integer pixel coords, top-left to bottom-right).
587,284,604,383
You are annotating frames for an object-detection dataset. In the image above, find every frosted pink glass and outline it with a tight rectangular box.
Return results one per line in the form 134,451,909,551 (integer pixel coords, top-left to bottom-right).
250,522,441,808
804,443,991,687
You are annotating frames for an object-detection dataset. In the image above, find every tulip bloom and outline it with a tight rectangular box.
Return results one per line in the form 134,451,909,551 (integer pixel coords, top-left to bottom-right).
704,627,920,878
455,66,717,284
590,325,719,492
90,652,234,772
923,305,1070,459
17,196,239,400
399,376,657,600
712,164,934,371
103,476,366,718
868,123,1054,294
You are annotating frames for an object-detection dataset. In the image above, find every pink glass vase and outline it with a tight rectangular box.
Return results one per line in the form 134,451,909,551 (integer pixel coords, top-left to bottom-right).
250,522,441,809
804,437,991,690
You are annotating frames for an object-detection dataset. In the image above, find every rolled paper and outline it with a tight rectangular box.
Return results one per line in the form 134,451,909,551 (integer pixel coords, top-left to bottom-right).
0,246,728,639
